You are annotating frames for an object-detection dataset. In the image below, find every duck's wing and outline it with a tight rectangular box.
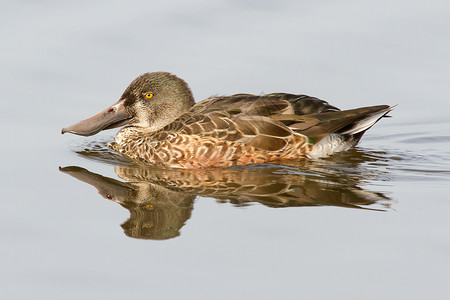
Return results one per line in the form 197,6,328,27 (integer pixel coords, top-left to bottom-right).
272,105,394,142
156,90,392,153
191,93,340,117
157,111,294,151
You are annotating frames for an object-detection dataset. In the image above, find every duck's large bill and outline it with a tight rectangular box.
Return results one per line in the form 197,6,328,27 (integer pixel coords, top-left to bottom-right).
62,99,133,136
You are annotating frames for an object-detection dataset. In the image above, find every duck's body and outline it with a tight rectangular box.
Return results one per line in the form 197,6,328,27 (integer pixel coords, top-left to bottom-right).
62,72,394,168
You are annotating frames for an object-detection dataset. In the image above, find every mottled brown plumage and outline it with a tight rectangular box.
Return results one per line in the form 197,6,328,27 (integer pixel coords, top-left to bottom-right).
63,72,394,168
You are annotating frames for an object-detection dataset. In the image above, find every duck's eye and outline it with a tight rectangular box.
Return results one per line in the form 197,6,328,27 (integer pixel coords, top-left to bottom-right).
145,93,153,99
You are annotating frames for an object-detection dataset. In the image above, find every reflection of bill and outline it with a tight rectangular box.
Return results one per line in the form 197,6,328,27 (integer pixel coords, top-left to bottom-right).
60,166,194,240
60,158,391,240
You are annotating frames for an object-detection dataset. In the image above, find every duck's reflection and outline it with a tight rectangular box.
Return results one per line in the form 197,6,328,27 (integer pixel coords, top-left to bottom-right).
60,150,392,240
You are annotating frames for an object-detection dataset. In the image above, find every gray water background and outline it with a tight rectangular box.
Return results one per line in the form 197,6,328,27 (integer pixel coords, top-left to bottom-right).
1,0,450,299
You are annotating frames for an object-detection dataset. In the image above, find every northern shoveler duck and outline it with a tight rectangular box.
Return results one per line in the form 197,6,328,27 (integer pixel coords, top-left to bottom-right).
62,72,394,168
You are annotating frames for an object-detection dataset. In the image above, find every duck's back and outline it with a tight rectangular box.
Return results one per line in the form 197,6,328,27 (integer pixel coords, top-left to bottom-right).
191,93,340,116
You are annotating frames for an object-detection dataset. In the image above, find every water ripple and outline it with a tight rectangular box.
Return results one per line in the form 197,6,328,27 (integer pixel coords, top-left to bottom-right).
67,124,450,185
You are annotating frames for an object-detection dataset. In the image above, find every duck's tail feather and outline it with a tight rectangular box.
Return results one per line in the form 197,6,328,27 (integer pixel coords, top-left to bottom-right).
306,105,395,158
338,105,396,136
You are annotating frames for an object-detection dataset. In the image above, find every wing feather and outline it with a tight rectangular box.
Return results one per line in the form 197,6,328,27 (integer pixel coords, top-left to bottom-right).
153,93,389,153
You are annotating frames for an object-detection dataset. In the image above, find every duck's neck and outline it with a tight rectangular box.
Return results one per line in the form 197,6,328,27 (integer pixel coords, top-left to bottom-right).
134,98,195,133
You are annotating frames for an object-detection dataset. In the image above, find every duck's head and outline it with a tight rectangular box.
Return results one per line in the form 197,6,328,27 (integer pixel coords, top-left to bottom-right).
62,72,195,136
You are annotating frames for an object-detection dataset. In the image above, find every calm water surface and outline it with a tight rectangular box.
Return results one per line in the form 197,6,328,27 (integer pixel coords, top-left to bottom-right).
2,1,450,299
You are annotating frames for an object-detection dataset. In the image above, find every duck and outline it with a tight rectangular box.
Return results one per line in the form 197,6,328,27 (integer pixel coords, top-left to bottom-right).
62,72,394,168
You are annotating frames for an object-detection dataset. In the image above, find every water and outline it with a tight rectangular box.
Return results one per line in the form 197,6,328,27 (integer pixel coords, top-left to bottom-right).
2,0,450,299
